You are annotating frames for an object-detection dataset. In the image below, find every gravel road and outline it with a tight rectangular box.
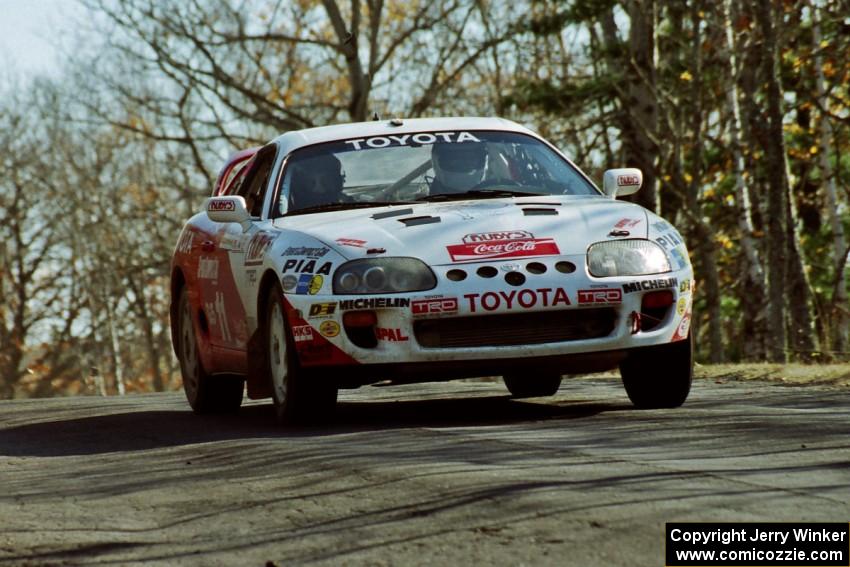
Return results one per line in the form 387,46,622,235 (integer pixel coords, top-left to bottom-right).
1,376,848,566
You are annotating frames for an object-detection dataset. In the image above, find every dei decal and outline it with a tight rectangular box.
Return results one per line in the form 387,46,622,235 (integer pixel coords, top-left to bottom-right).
282,259,333,275
447,231,560,262
245,231,278,266
344,131,480,150
464,288,570,312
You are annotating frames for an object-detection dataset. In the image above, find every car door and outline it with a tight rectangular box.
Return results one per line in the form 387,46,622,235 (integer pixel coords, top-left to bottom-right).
217,145,280,347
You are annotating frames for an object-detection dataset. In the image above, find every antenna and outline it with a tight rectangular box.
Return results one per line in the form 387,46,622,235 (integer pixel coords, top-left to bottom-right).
372,112,381,121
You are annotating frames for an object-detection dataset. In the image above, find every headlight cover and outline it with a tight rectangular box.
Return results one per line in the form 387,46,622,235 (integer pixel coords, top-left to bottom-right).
332,257,437,294
587,239,671,277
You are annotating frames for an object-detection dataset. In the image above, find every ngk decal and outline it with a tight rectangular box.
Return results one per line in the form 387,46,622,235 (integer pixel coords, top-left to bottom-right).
577,289,622,305
617,174,640,186
412,297,459,316
463,288,570,313
208,199,236,212
447,231,560,262
292,325,314,343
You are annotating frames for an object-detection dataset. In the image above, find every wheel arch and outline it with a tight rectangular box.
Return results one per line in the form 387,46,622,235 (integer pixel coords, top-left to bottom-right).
169,267,187,357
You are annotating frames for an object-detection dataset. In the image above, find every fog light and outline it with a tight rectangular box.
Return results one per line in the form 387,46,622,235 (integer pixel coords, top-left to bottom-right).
642,290,674,309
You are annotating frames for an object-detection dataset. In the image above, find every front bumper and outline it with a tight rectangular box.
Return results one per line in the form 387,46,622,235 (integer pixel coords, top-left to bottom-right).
285,254,693,369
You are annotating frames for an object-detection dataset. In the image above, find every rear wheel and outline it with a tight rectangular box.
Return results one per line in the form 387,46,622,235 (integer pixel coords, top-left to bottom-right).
176,287,244,414
620,334,693,408
264,284,337,423
503,372,562,398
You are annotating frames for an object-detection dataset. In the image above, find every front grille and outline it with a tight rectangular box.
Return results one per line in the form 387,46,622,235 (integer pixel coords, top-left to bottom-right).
414,308,617,349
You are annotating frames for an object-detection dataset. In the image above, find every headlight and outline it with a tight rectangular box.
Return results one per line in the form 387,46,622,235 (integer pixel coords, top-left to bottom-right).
587,239,671,277
332,258,436,294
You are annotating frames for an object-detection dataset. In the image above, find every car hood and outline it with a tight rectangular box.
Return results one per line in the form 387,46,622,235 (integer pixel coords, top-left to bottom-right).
273,196,649,265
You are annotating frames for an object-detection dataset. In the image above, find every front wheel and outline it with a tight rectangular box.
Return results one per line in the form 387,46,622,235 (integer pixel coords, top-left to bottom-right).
176,287,244,414
620,334,693,409
503,373,562,398
264,284,337,423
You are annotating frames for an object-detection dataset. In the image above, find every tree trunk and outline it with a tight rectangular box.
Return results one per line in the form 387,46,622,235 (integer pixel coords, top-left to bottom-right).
754,0,787,362
811,0,849,356
720,0,767,360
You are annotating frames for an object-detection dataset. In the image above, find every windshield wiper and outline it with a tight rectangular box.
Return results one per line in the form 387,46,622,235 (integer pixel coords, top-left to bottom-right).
285,201,414,216
415,189,544,202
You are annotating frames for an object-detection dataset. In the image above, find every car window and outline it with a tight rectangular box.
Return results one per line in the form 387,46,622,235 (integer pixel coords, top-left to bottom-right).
238,148,276,217
275,131,598,215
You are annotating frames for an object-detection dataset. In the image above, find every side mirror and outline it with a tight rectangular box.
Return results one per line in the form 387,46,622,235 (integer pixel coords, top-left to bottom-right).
206,196,251,226
602,168,642,199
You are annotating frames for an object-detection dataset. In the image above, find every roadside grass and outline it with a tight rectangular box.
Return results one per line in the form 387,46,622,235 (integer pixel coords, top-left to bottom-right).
696,363,850,389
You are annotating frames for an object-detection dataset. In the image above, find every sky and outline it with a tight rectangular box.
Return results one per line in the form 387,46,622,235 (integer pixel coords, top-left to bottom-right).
0,0,83,77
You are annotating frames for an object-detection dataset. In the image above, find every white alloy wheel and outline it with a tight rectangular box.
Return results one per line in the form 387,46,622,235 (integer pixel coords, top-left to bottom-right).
268,292,291,415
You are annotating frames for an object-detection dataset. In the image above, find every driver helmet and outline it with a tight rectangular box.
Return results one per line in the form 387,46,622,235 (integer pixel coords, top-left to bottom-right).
431,142,488,192
290,153,345,207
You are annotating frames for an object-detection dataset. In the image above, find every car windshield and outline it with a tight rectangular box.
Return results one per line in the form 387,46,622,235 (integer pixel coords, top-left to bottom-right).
276,130,599,216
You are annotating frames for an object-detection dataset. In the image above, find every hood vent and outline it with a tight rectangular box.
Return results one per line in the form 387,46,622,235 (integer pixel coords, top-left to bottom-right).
522,208,559,216
398,215,441,227
371,207,414,220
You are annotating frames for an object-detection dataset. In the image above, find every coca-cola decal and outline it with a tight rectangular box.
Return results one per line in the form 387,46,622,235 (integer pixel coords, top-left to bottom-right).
446,231,560,262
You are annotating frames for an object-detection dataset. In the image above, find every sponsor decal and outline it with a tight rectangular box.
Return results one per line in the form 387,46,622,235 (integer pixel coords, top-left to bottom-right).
298,343,333,363
622,277,678,294
247,269,258,286
282,259,333,275
655,230,683,250
283,246,329,258
577,288,622,305
501,262,521,272
292,325,314,343
295,274,323,295
617,174,640,187
309,302,337,317
197,257,219,280
652,220,672,232
319,320,340,338
176,231,194,254
463,288,570,313
679,279,691,294
677,297,687,316
282,275,298,292
339,297,410,310
204,291,232,344
376,328,409,342
670,246,690,269
614,218,641,229
447,231,560,262
219,232,243,252
336,238,367,248
343,131,480,151
412,297,459,316
208,199,236,212
245,231,278,266
671,312,691,342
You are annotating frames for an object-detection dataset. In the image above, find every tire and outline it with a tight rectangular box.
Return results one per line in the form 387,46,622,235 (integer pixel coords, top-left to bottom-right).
263,284,338,423
176,287,244,414
620,333,693,409
503,373,562,398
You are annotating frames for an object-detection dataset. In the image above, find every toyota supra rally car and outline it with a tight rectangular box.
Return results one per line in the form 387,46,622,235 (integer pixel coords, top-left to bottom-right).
170,117,694,422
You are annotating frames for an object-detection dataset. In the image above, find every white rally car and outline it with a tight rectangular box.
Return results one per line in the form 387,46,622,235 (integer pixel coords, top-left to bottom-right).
170,117,694,422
